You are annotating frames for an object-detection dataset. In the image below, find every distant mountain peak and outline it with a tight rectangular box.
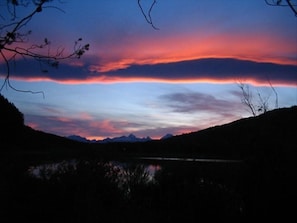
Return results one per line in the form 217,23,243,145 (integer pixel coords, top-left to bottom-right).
67,135,89,143
100,134,152,143
67,134,152,143
161,133,173,140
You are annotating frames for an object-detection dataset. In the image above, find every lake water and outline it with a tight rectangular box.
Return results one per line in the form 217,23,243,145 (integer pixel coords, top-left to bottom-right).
24,156,246,221
27,159,161,180
136,156,242,163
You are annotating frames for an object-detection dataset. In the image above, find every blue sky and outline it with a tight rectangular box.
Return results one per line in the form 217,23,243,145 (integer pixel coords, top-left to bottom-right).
1,0,296,139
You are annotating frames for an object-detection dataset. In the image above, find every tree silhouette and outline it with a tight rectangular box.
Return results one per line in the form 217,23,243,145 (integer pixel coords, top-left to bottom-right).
0,94,24,128
237,81,278,116
138,0,297,30
0,0,89,96
138,0,159,30
265,0,297,16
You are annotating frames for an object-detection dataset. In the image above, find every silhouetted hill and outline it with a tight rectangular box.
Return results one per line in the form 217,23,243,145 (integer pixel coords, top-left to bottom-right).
92,106,296,161
0,94,24,130
159,105,297,159
0,94,86,159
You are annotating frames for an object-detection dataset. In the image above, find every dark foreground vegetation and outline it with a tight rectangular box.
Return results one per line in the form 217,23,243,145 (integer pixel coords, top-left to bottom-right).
1,94,297,222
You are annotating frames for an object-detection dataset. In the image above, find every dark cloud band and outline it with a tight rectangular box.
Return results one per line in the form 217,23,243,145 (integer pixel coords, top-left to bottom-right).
107,58,297,84
4,57,297,85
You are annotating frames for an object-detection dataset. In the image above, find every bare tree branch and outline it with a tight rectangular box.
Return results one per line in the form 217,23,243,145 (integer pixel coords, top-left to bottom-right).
0,0,89,96
138,0,159,30
237,80,279,116
265,0,297,16
268,79,279,109
0,49,45,97
237,82,257,116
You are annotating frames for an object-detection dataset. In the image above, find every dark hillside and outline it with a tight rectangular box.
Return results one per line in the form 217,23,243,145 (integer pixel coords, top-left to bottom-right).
0,94,24,130
85,106,297,163
155,106,297,159
0,94,87,160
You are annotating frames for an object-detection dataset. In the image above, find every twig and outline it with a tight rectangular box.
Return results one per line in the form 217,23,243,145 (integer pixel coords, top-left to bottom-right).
138,0,159,30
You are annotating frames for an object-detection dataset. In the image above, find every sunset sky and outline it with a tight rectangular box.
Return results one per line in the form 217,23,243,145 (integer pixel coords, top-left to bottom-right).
1,0,297,140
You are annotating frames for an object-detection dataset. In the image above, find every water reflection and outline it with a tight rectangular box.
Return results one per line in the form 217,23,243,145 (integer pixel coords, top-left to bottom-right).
28,159,77,180
137,156,242,163
28,160,161,181
25,158,245,221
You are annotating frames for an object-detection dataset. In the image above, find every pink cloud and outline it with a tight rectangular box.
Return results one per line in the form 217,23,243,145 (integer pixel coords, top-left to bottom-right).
3,21,295,87
25,114,134,140
91,30,296,74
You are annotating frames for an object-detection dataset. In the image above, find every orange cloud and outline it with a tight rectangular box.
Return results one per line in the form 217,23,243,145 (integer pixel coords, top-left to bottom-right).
5,28,296,87
93,30,296,73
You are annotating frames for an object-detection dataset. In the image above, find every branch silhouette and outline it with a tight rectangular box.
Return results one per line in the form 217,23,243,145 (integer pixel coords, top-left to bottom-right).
265,0,297,16
0,0,89,96
138,0,159,30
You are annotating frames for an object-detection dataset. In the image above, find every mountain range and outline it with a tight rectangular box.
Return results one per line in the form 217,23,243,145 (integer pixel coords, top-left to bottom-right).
67,134,157,143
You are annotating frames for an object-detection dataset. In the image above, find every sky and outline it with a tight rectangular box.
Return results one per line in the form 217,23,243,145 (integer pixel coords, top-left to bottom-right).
1,0,297,140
